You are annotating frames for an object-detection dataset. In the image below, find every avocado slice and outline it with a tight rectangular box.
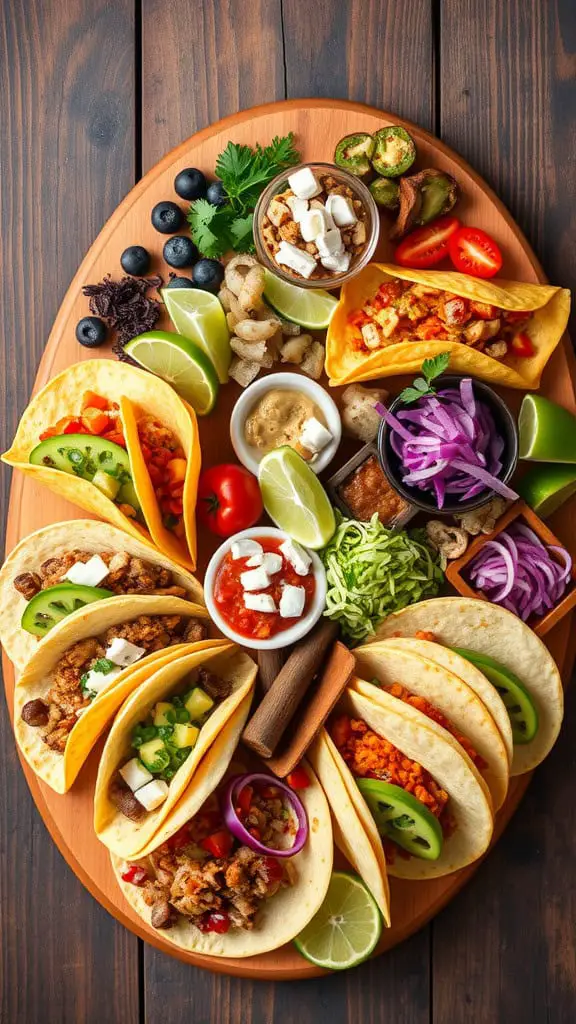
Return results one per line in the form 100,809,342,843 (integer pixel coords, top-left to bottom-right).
414,169,459,225
334,133,375,177
369,177,400,209
371,126,416,177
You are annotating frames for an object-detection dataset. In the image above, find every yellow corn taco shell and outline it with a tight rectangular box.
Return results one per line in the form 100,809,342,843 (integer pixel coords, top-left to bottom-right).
374,596,564,775
0,519,204,670
13,595,211,794
111,751,334,959
353,643,509,810
2,360,201,569
326,263,571,389
94,644,257,859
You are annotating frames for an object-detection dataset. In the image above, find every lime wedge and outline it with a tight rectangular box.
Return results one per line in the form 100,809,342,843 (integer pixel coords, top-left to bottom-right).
517,463,576,517
258,446,336,549
163,287,231,383
124,331,219,416
264,271,338,329
518,394,576,462
294,871,382,970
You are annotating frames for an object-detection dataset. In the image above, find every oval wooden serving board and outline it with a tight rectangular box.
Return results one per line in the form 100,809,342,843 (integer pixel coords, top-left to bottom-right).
3,99,576,979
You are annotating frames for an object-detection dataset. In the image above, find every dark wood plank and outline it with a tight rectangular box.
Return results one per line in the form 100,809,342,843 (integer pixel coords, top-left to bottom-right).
0,1,139,1022
434,2,576,1020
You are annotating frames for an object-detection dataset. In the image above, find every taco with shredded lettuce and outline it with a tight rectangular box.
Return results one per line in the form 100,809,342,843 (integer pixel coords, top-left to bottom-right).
2,360,201,569
13,594,211,794
326,263,570,389
0,519,204,670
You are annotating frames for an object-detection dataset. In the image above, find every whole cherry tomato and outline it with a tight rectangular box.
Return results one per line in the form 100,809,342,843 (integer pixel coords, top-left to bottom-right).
197,463,263,537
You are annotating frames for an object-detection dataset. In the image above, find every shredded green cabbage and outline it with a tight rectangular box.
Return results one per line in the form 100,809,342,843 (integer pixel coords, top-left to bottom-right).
320,513,444,643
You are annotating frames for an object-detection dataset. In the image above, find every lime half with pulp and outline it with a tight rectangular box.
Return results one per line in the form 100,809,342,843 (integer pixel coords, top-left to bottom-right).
264,271,338,330
518,394,576,462
163,287,231,383
124,331,219,416
258,446,336,549
517,462,576,517
294,871,382,971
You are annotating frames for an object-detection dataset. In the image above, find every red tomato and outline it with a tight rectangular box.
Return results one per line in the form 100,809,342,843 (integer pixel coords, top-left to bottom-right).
510,332,535,357
121,865,148,887
198,464,263,538
197,912,231,934
201,829,233,858
263,858,284,883
448,226,503,278
394,216,461,268
286,766,310,790
235,784,253,816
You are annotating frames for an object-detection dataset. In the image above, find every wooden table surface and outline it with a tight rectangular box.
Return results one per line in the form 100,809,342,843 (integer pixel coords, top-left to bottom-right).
1,1,575,1021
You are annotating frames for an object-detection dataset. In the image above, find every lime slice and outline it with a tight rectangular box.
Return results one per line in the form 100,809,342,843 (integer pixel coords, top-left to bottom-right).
124,331,219,416
518,394,576,462
163,287,231,383
294,871,382,970
517,463,576,517
258,446,336,549
264,271,338,330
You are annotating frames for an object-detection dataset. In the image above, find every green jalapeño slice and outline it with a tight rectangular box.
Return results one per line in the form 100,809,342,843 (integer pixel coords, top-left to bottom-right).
21,583,114,636
357,778,443,860
451,648,538,745
29,434,140,511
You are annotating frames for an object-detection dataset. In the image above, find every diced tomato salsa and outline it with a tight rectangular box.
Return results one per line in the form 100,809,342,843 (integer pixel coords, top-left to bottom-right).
39,391,126,447
137,416,187,537
213,537,315,640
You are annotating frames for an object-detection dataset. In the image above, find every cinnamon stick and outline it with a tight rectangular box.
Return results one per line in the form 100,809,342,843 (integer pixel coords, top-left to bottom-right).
257,649,285,696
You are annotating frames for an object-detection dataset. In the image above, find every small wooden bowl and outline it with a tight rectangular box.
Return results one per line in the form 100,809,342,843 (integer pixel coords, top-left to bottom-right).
446,500,576,637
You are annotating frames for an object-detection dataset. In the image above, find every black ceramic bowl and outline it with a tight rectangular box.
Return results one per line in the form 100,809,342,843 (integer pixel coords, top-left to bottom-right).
377,374,519,516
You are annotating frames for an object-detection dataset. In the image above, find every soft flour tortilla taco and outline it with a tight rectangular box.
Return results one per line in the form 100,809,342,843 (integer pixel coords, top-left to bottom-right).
322,686,494,881
353,642,510,810
326,262,570,389
14,594,211,794
112,752,333,958
94,644,257,859
0,519,204,670
2,360,201,569
374,596,564,775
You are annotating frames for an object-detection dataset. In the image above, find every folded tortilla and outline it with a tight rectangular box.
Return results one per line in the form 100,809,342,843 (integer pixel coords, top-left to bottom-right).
326,263,571,389
374,596,564,775
0,519,204,670
2,360,201,569
111,752,334,959
13,594,211,794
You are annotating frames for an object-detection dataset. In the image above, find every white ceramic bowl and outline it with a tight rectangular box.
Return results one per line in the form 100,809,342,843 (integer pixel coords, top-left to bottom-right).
203,526,327,651
230,372,342,478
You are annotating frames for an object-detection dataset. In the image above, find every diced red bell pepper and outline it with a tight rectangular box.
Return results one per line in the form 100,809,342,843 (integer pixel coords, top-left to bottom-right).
121,865,148,887
82,391,109,411
235,784,253,817
286,766,310,790
201,830,233,859
103,431,126,448
510,332,535,357
82,408,111,435
347,309,370,329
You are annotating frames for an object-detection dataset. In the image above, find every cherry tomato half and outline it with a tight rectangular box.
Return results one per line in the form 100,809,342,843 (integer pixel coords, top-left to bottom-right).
448,226,503,278
394,216,461,268
197,464,263,538
510,332,535,357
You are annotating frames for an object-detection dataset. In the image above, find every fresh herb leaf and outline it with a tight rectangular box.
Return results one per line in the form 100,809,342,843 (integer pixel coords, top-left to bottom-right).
92,657,116,675
399,351,451,404
422,352,451,381
230,213,255,253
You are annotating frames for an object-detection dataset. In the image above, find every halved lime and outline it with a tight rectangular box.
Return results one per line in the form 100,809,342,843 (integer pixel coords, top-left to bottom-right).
517,463,576,517
518,394,576,463
264,271,338,330
163,287,230,383
124,331,219,416
258,446,336,549
294,871,382,971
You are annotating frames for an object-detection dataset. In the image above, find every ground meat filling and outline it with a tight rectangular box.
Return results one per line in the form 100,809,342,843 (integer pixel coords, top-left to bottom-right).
12,549,190,601
385,682,488,771
20,614,207,754
197,666,232,701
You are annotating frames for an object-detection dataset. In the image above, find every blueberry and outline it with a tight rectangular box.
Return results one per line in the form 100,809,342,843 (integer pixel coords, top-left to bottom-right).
163,235,198,269
165,275,194,289
120,245,151,276
174,167,207,201
76,316,107,347
206,181,227,207
192,259,225,293
151,201,184,234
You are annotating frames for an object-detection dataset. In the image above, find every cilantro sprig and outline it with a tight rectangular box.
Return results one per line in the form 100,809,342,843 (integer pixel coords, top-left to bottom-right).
398,352,451,404
187,133,300,257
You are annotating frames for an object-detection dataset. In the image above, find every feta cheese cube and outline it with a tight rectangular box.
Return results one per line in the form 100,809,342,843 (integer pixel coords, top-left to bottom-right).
300,417,333,454
315,228,343,258
105,637,147,667
310,199,335,229
246,551,264,567
276,241,317,280
231,539,263,561
288,167,322,200
279,584,306,618
261,552,283,575
119,757,153,792
299,210,326,242
135,779,169,812
240,566,271,591
279,539,312,576
286,196,309,222
325,193,358,227
320,251,351,274
65,554,110,587
82,665,123,697
243,593,277,613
